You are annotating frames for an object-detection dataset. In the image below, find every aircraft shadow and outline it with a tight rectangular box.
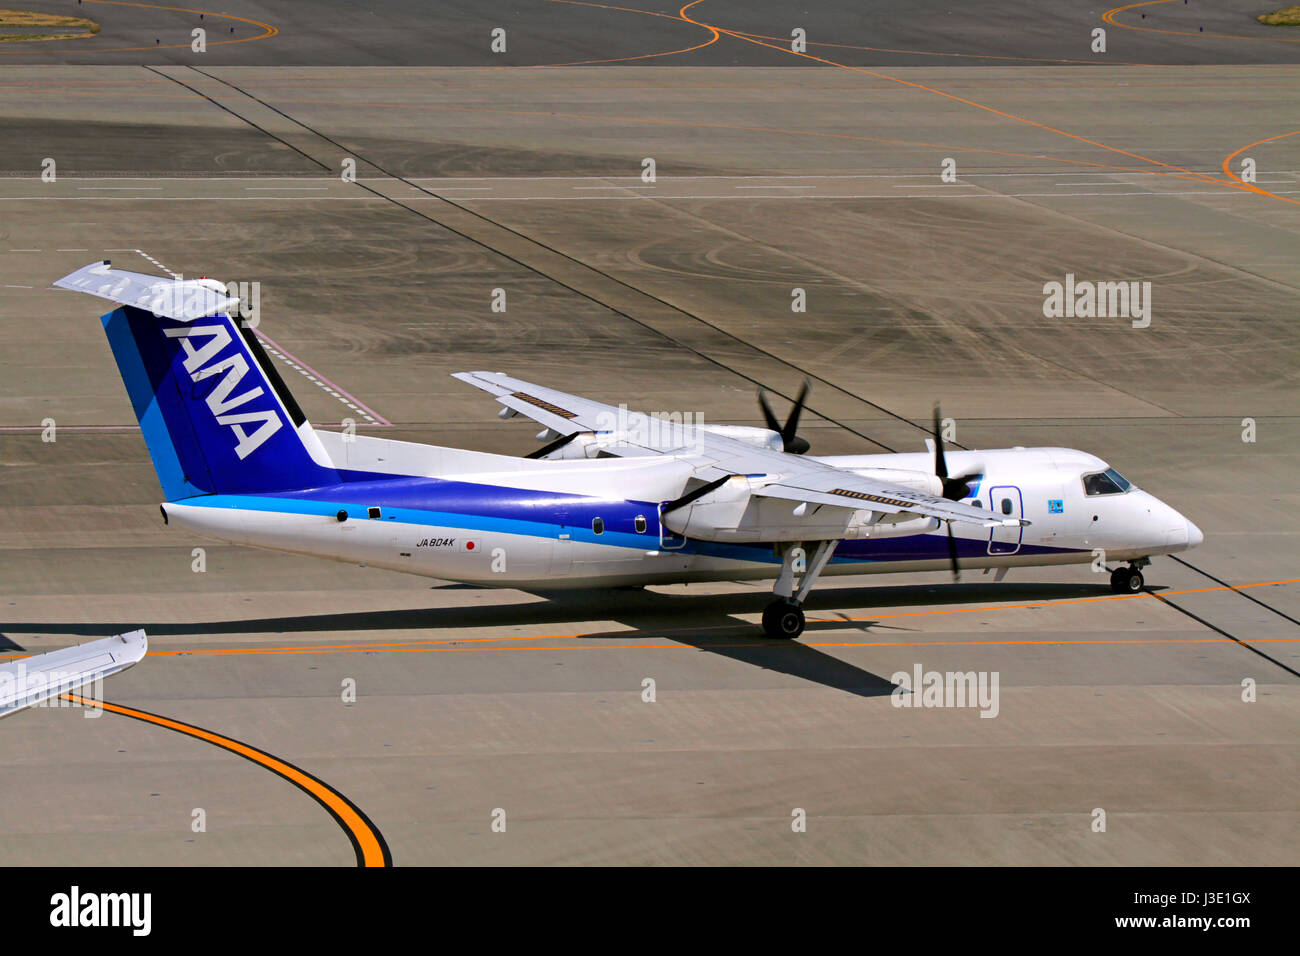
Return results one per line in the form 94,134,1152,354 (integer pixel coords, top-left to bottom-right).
0,581,1136,698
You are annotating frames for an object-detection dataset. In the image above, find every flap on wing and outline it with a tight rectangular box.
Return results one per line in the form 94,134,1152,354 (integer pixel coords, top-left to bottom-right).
0,630,147,718
453,371,615,432
54,262,239,323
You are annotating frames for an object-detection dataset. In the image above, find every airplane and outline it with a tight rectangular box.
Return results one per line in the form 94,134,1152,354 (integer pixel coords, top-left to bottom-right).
52,262,1203,639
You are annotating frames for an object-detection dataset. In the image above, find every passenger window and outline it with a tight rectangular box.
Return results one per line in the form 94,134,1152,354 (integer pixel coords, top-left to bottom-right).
634,514,647,534
1000,498,1013,515
592,517,604,535
367,506,381,519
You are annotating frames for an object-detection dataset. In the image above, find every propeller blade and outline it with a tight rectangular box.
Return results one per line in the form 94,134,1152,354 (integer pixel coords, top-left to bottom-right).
782,379,810,448
932,405,973,500
945,520,961,581
932,405,949,480
757,390,782,434
661,474,732,517
525,431,580,459
757,380,811,454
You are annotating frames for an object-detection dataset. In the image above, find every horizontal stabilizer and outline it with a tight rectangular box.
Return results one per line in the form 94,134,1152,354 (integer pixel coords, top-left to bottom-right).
55,261,239,323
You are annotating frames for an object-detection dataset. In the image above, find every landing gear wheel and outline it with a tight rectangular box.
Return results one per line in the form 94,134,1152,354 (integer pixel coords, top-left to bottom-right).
1110,566,1144,594
762,600,806,639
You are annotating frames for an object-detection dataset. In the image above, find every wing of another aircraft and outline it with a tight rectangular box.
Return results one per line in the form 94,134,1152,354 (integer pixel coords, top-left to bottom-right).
454,372,1023,531
0,630,148,719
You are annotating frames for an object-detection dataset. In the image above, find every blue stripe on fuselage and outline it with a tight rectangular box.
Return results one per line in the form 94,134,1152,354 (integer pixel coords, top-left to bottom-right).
179,476,1082,565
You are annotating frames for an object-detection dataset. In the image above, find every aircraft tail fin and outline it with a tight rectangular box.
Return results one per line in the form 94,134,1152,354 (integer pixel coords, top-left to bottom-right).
56,262,341,500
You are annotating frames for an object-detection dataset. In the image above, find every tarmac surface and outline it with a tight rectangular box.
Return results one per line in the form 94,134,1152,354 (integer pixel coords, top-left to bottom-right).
0,9,1297,865
4,0,1300,65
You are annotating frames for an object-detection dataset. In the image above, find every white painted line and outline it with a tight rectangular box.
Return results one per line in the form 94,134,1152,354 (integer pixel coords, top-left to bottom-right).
8,248,40,252
572,185,656,190
253,335,379,425
132,248,181,279
891,184,977,188
77,187,162,191
244,186,328,190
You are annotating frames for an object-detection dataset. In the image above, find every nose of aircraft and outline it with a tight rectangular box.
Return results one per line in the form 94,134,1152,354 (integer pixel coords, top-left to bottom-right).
1185,518,1204,549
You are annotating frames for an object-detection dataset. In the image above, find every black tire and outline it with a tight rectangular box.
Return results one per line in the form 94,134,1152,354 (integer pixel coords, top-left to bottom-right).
762,600,805,639
1111,567,1144,594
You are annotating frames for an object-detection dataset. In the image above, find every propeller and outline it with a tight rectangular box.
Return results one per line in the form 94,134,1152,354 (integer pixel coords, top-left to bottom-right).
759,379,811,455
931,405,974,501
943,520,961,581
932,405,967,580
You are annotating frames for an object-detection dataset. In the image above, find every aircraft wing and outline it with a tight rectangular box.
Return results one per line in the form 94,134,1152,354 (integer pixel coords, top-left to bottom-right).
701,452,1016,527
0,630,148,719
456,372,1023,530
452,371,631,436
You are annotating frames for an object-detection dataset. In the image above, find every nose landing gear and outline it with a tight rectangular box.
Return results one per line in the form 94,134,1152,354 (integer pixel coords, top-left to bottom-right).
1110,564,1145,594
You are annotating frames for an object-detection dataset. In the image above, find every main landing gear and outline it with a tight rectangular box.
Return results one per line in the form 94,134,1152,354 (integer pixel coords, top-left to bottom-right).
1109,563,1146,594
761,540,840,639
762,600,805,639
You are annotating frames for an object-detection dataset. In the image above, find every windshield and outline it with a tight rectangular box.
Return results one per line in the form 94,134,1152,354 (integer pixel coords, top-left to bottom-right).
1083,468,1132,496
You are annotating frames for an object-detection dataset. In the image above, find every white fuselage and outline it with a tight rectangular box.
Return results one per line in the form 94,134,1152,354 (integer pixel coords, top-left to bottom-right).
161,444,1202,589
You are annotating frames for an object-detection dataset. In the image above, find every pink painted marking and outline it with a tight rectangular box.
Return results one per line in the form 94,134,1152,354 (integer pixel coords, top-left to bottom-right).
252,329,392,427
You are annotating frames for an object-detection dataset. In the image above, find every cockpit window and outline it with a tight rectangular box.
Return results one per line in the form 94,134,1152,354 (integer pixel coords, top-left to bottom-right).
1082,468,1132,496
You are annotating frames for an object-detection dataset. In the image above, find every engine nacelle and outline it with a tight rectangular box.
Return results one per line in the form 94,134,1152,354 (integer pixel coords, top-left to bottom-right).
847,468,944,497
848,514,941,538
537,432,602,460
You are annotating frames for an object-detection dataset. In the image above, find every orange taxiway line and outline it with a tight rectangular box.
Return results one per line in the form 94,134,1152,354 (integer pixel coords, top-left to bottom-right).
111,577,1298,659
680,4,1239,194
480,0,720,68
135,636,1300,658
1221,129,1300,206
60,694,391,866
0,0,277,56
1103,0,1300,43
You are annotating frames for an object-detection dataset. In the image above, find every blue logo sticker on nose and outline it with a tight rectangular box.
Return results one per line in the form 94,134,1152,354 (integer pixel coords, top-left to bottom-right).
1048,499,1064,514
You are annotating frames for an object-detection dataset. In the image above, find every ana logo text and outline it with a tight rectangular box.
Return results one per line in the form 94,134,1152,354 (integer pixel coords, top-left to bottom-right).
164,323,283,459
